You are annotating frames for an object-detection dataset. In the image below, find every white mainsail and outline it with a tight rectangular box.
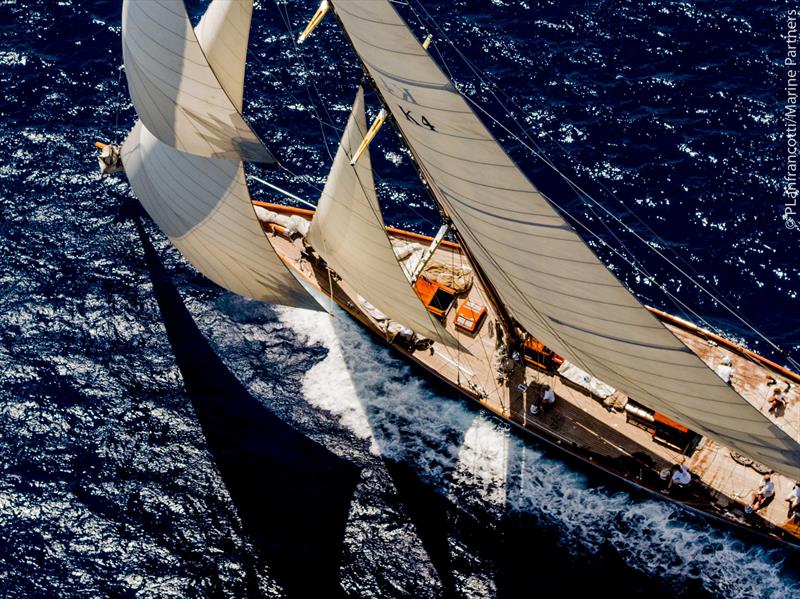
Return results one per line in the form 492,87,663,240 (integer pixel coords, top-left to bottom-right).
329,0,800,478
121,0,321,310
307,87,458,347
121,0,274,163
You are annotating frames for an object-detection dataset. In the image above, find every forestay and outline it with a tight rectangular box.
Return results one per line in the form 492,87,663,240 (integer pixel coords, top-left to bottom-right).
121,0,274,163
307,87,458,347
330,0,800,478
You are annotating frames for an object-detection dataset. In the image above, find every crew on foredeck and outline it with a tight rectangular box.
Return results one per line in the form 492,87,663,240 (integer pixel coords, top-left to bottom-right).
715,355,734,386
768,387,787,415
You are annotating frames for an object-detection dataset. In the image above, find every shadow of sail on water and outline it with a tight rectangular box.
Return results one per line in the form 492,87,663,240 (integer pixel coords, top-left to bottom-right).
134,220,360,597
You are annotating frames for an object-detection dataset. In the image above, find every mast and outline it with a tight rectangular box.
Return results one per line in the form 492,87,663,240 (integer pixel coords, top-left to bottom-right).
299,0,800,479
324,5,521,345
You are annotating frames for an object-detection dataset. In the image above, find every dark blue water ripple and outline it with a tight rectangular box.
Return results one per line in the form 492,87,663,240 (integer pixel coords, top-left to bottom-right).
0,0,797,597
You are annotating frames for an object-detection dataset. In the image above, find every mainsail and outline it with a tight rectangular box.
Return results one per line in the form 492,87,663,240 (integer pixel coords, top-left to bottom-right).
328,0,800,477
121,0,320,310
121,0,274,163
307,87,458,347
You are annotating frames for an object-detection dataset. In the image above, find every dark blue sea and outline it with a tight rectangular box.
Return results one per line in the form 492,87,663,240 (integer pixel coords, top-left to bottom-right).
1,0,798,597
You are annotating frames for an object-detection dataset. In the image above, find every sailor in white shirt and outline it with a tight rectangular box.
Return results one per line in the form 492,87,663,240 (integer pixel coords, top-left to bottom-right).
530,385,555,415
716,355,734,385
542,385,555,407
750,475,775,511
786,482,800,520
665,463,692,493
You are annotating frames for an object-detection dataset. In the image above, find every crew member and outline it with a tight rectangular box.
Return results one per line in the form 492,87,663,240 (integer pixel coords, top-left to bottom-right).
665,461,692,494
530,385,555,416
786,482,800,521
750,475,775,512
768,387,787,414
716,355,734,386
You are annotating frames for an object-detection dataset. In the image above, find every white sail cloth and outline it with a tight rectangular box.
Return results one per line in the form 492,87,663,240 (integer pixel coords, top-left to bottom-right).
330,0,800,478
121,0,274,163
122,122,320,309
307,88,458,347
121,0,320,310
195,0,251,113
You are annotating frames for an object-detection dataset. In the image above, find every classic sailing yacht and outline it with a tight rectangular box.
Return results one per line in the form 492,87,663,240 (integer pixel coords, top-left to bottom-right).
103,0,800,547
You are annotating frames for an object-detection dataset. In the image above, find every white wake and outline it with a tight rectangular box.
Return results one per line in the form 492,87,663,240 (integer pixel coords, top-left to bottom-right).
277,305,797,598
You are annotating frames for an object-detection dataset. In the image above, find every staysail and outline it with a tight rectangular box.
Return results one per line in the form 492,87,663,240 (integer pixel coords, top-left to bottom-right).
122,123,319,309
121,0,321,310
307,87,458,347
329,0,800,477
121,0,274,163
194,0,251,113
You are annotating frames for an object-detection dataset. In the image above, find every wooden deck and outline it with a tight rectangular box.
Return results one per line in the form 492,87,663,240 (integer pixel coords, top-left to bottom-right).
258,202,800,547
667,324,800,530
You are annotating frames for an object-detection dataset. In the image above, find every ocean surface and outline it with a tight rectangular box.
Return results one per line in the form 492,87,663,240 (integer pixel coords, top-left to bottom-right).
0,0,798,597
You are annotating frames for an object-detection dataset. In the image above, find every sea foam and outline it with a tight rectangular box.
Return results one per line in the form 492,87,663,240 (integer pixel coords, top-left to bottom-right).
277,305,799,598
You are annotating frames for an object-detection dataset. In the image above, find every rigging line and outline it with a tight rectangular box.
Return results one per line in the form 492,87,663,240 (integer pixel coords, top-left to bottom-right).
240,62,445,230
245,27,346,145
541,185,800,386
280,0,339,143
251,8,443,231
405,1,796,365
579,196,719,337
577,189,725,343
275,155,443,231
249,174,316,209
274,6,454,235
556,168,792,372
408,0,701,327
409,0,664,238
461,92,799,366
399,4,710,376
570,179,701,327
426,138,739,402
271,0,335,162
244,34,344,136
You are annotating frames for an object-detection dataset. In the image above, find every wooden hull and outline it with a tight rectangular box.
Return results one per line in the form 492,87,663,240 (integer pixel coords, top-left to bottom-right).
256,201,800,550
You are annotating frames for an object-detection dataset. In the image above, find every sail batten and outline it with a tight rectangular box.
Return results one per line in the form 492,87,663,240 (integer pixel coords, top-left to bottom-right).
121,0,274,163
307,87,458,348
330,0,800,479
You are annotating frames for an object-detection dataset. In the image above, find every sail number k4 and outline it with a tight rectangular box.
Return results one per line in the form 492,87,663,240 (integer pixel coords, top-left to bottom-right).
398,105,436,132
